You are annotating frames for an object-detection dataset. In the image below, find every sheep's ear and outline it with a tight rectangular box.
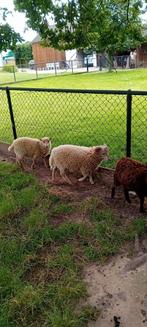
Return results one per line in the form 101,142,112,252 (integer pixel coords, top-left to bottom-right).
102,144,108,150
48,139,52,150
40,137,50,144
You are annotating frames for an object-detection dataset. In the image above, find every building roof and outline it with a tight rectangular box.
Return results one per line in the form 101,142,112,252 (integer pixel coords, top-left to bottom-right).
32,26,56,44
32,34,41,44
3,50,15,60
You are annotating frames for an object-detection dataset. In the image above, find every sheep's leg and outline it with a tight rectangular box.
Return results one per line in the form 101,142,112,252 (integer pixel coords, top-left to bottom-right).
78,175,88,182
139,195,145,213
16,155,24,170
62,174,72,185
79,172,94,184
43,157,48,168
31,160,35,170
89,173,94,185
124,188,131,203
51,167,56,181
17,160,24,169
31,155,38,170
60,168,72,185
111,186,115,198
79,168,90,183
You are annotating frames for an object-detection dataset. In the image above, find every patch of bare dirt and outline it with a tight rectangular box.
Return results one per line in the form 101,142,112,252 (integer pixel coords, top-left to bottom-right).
33,163,147,221
84,253,147,327
1,151,147,221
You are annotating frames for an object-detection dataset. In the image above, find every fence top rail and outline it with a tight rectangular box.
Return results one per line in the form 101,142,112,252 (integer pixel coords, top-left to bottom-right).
0,86,147,96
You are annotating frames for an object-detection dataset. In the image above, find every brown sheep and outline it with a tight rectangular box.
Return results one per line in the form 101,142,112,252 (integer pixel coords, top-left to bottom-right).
111,157,147,212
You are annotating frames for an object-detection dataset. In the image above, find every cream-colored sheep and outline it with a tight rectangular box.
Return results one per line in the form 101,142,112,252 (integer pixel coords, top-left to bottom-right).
49,144,109,184
8,137,52,169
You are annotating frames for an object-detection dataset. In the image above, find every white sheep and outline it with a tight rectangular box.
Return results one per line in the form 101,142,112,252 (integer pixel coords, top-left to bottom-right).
49,144,109,184
8,137,52,169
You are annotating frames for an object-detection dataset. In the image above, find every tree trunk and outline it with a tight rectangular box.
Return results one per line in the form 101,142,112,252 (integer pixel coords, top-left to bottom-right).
107,53,113,72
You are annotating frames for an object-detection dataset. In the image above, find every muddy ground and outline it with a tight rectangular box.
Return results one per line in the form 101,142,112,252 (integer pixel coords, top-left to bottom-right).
1,151,147,327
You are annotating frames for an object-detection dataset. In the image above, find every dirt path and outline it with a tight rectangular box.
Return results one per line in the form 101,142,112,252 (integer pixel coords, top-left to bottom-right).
85,253,147,327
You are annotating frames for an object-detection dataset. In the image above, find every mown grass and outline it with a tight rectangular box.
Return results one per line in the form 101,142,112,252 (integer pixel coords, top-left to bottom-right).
0,70,51,85
1,69,147,166
8,68,147,90
0,162,147,326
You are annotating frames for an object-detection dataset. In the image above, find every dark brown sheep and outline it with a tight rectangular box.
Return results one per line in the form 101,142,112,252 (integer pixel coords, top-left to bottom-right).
111,157,147,212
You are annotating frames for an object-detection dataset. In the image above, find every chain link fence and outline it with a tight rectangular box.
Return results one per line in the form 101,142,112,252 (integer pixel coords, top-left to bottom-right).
131,94,147,163
0,53,145,85
0,59,98,85
0,87,146,167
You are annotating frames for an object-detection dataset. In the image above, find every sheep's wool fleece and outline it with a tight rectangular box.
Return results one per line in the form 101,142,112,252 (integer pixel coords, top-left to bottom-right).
50,144,106,172
10,137,47,157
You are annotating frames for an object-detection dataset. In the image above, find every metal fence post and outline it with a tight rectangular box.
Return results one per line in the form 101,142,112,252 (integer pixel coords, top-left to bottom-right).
6,87,17,139
13,65,16,82
86,58,89,72
54,62,57,75
35,64,38,79
71,60,73,74
126,89,132,157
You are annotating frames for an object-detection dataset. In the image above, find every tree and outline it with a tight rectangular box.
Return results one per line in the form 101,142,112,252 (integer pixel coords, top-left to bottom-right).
0,7,23,52
14,0,146,69
15,42,33,65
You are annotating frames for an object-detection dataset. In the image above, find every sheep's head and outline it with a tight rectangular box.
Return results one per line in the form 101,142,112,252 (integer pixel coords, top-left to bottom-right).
40,137,50,144
40,137,52,156
95,144,109,161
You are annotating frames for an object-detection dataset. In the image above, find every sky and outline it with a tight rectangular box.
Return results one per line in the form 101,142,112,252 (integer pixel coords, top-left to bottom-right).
1,0,147,43
1,0,36,42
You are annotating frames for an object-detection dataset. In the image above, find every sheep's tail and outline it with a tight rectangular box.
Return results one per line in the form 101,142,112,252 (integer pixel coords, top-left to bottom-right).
8,142,14,152
111,186,116,198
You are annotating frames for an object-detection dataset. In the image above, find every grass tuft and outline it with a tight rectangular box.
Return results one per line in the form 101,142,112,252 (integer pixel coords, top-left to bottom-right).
0,162,147,326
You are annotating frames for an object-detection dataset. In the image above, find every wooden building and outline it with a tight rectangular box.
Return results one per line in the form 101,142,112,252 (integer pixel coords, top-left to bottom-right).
32,34,65,69
136,43,147,67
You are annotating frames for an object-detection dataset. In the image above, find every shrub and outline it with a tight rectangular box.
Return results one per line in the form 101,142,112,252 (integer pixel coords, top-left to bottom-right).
2,64,17,73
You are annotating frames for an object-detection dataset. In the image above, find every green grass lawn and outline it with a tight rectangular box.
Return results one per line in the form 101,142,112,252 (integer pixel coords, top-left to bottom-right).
9,68,147,90
0,70,53,84
0,71,36,84
0,69,147,166
0,161,146,327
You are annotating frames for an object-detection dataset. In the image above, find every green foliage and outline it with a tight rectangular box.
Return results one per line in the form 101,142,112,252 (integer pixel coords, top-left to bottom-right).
14,0,144,69
15,42,33,65
127,217,147,240
2,64,17,73
78,305,100,325
51,203,74,215
0,8,23,51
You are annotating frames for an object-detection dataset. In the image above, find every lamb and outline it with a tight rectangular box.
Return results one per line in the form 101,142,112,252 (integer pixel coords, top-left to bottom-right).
49,144,109,184
8,136,52,169
111,157,147,212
